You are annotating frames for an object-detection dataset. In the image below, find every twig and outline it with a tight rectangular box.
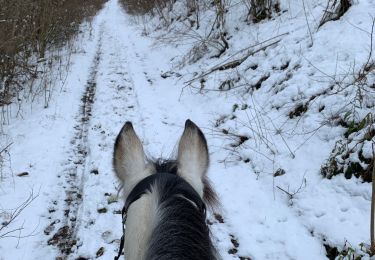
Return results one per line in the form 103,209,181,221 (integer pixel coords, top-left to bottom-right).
277,176,307,205
0,189,39,239
276,185,293,199
0,142,13,155
302,0,313,45
362,16,374,75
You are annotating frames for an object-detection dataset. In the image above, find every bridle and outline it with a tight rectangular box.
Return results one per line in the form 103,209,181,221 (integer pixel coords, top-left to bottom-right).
114,174,162,260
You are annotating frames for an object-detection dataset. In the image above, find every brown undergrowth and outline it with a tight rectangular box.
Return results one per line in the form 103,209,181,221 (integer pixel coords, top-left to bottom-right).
0,0,106,119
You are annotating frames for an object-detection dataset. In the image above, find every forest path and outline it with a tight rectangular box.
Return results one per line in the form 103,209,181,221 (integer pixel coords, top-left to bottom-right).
44,1,149,258
44,1,329,259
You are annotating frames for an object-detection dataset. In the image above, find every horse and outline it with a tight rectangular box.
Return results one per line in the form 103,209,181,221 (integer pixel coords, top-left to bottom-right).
113,119,219,260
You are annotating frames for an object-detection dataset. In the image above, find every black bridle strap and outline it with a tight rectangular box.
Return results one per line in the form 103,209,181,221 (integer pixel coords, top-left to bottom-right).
114,206,126,260
114,174,160,260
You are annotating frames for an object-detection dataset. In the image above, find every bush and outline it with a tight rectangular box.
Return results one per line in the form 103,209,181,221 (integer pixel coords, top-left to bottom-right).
321,113,375,182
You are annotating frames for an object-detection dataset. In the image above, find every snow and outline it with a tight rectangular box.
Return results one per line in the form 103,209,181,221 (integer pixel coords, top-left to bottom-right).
1,0,374,259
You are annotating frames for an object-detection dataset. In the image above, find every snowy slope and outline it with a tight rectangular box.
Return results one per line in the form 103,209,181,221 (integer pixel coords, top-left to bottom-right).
1,0,374,259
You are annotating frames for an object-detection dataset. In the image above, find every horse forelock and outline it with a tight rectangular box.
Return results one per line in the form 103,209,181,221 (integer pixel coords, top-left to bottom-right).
151,159,220,211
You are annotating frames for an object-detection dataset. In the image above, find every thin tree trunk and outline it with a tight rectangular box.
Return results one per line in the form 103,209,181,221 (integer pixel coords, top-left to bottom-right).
371,144,375,255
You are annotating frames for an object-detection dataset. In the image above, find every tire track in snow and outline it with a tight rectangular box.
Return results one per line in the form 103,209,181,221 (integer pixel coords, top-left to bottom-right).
45,25,104,259
64,4,149,256
43,1,150,256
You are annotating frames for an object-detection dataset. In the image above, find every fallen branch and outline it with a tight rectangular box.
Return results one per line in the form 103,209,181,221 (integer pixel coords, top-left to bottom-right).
184,33,288,85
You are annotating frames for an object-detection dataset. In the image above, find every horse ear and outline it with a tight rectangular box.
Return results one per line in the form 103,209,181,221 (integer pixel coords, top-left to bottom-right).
177,120,209,197
113,122,148,190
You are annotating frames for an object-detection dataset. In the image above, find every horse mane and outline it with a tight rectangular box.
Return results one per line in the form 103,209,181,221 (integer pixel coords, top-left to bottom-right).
145,170,219,260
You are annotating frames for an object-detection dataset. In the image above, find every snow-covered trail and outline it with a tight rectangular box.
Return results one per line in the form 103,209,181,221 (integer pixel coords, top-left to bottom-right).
1,0,372,259
42,2,153,258
56,1,326,259
40,1,233,258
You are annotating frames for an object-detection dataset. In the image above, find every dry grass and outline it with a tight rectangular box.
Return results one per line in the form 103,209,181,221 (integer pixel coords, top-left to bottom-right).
0,0,106,114
120,0,174,15
243,0,280,23
319,0,352,28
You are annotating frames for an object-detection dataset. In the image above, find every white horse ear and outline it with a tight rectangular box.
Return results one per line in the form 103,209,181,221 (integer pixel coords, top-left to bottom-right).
177,120,209,197
113,122,149,192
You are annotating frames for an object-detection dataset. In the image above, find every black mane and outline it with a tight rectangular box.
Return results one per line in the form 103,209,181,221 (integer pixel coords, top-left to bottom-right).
145,171,218,260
